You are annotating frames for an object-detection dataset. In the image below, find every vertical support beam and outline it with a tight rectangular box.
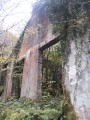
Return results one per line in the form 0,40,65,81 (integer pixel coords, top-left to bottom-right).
21,48,42,99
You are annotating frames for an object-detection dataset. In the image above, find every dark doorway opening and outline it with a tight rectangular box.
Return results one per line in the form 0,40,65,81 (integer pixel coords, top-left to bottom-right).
12,59,24,98
41,41,63,97
0,63,8,95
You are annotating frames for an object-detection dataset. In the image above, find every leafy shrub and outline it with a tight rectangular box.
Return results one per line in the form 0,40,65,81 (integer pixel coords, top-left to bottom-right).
0,96,77,120
0,97,62,120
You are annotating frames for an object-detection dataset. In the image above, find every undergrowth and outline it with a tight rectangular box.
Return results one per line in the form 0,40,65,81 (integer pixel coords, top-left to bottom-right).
0,96,76,120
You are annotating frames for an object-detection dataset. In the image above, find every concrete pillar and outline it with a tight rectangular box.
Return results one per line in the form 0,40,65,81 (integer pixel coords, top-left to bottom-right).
21,48,42,99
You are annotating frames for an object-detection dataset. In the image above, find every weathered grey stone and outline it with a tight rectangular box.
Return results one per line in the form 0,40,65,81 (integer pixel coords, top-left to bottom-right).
18,1,90,120
65,30,90,120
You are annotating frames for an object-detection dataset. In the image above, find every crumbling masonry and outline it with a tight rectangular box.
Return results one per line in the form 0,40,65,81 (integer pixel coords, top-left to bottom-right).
18,1,90,120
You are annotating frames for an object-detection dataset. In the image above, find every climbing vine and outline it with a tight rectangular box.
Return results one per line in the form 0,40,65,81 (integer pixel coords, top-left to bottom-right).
33,0,90,118
33,0,90,63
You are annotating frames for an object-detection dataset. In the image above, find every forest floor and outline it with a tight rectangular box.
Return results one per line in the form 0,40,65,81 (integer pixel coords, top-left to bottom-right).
0,95,76,120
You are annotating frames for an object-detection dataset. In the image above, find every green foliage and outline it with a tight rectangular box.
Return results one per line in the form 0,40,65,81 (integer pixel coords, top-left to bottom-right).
46,0,90,34
42,0,90,67
12,59,24,97
0,97,66,120
42,42,62,96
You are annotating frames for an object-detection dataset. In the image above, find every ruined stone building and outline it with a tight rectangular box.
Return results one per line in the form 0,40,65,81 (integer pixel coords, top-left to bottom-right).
18,1,90,120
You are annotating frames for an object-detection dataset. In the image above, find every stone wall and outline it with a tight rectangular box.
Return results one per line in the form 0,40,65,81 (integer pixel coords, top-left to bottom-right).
18,6,57,99
18,6,55,61
18,1,90,119
65,29,90,120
